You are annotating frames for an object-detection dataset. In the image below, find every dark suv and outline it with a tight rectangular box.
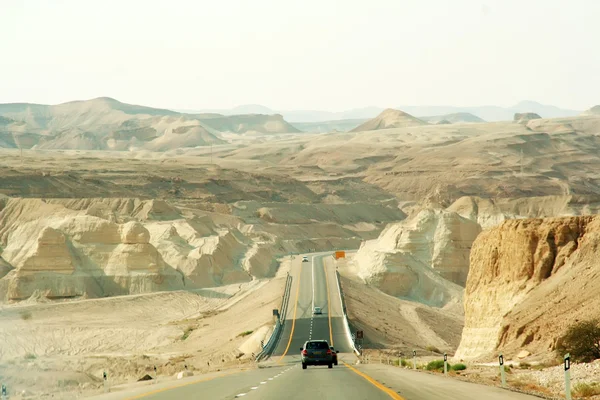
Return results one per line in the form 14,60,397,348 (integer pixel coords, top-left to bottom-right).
300,340,334,369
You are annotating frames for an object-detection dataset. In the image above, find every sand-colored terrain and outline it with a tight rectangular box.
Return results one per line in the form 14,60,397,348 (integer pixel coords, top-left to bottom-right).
0,273,285,399
2,99,600,397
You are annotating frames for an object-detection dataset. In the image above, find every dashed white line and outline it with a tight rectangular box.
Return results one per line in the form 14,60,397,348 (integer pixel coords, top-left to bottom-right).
235,394,247,398
260,381,267,384
251,386,258,390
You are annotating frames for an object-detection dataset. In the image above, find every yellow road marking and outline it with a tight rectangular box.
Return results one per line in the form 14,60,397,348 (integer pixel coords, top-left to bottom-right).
123,370,240,399
277,260,302,363
344,363,405,400
323,262,333,346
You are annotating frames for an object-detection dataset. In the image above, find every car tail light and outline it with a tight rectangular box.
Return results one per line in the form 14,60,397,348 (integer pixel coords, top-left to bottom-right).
326,349,332,355
302,350,308,356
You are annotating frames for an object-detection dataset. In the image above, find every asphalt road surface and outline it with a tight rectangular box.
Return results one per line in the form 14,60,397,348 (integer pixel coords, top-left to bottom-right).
88,254,542,400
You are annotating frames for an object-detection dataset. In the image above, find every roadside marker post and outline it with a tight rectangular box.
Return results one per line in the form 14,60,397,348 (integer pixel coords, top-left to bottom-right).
564,353,572,400
2,383,7,400
443,353,448,376
413,350,416,370
103,371,108,393
154,366,158,384
499,354,506,388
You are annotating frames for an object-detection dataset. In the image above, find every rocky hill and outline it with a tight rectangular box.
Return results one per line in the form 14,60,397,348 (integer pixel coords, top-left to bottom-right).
0,97,301,151
455,216,600,361
350,108,427,132
0,197,277,302
582,105,600,116
352,209,480,309
514,112,542,124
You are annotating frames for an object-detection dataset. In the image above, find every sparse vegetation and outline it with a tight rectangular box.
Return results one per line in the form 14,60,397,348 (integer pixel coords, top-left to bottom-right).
573,382,600,397
181,326,195,341
237,330,253,337
519,362,531,369
426,360,450,371
20,311,32,320
24,353,36,360
451,363,467,371
557,319,600,362
425,345,441,354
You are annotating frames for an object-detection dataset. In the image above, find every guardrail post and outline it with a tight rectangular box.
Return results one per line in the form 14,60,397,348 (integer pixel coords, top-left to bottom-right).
564,353,572,400
413,350,416,370
499,354,506,388
443,353,448,376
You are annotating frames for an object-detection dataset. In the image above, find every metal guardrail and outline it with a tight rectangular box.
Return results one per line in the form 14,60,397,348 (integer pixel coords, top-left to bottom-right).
255,274,292,361
335,270,361,356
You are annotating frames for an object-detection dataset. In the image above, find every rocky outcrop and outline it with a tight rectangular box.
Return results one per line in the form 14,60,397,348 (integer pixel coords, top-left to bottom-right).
353,209,481,307
0,214,184,301
455,216,600,361
514,112,542,123
146,221,252,288
581,105,600,116
350,108,427,132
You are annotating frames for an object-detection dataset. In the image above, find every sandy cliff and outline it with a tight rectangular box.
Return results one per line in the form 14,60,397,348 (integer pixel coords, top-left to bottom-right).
455,216,600,361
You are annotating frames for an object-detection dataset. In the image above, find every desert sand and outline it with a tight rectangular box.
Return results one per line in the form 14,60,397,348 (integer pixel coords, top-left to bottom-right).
2,99,600,398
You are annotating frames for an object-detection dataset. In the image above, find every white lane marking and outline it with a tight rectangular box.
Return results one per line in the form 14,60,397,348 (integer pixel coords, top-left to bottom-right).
260,381,267,384
312,256,315,311
268,378,273,380
235,394,247,397
251,387,258,390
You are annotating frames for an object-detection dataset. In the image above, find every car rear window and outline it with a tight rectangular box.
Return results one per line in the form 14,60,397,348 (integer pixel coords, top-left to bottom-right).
306,342,329,350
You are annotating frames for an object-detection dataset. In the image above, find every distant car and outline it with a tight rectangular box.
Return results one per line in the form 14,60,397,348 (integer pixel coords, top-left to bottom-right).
330,346,339,365
313,306,322,315
302,256,308,262
300,340,333,369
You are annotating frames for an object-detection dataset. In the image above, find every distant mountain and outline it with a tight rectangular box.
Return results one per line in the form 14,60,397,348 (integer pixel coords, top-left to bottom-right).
350,109,428,132
0,97,300,151
401,101,580,122
179,105,385,123
180,101,580,123
420,112,485,124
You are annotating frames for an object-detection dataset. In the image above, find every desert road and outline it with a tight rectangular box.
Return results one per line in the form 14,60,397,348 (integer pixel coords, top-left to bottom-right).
88,254,539,400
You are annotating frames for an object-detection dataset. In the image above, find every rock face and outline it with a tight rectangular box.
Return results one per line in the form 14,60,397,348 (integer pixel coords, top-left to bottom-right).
0,197,279,302
353,209,481,307
455,216,600,361
514,112,542,123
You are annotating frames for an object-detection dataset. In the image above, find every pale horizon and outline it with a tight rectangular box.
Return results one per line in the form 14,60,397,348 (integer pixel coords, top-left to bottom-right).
2,0,599,111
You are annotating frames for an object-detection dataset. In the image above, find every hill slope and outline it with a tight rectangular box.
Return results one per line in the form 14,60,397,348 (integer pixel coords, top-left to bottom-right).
0,98,301,150
350,108,428,132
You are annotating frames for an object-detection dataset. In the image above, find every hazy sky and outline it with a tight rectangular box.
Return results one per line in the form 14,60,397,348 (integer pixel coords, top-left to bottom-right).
2,0,599,111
